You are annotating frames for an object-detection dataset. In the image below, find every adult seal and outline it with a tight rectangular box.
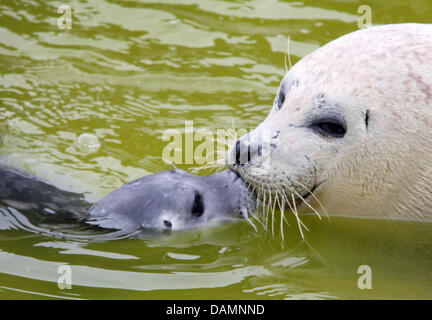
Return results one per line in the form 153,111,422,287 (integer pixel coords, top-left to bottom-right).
228,23,432,224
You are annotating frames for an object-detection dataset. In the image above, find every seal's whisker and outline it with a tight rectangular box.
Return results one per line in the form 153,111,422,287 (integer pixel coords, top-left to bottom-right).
229,121,240,142
150,156,178,170
271,186,278,235
242,207,258,232
292,187,321,221
274,185,286,240
280,195,286,241
291,192,305,239
251,212,266,230
248,185,256,203
244,183,263,228
262,186,268,230
202,151,227,160
263,186,270,231
255,182,299,237
285,35,293,72
288,178,329,220
245,179,315,238
267,185,275,235
189,152,228,173
253,187,262,218
275,185,290,227
189,162,225,174
286,178,324,220
282,187,309,233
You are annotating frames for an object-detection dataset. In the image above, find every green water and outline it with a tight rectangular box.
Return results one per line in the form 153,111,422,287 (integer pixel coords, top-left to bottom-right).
0,0,431,299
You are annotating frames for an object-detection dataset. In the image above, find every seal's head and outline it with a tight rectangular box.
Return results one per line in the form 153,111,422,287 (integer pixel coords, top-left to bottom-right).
228,23,432,222
87,169,255,232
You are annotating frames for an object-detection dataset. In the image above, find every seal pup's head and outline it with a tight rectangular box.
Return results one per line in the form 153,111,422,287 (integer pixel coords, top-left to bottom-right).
228,23,432,225
87,169,256,233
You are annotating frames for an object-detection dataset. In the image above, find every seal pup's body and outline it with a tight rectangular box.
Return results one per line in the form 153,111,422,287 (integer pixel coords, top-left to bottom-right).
0,165,254,232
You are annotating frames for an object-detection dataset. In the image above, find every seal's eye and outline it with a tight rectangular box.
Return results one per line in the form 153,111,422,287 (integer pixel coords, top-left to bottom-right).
191,191,204,217
311,120,346,138
277,90,285,109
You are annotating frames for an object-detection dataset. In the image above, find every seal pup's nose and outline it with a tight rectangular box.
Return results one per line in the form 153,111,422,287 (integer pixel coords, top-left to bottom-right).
163,220,172,229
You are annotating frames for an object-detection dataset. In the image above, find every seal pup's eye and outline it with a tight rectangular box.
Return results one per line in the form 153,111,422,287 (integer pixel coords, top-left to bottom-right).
191,191,204,217
310,119,346,138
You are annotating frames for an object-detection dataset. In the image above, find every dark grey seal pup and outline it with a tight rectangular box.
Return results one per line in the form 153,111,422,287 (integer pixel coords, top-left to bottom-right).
0,165,255,233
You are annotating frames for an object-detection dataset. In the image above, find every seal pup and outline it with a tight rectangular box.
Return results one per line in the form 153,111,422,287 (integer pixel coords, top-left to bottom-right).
228,23,432,225
0,165,254,233
87,169,255,232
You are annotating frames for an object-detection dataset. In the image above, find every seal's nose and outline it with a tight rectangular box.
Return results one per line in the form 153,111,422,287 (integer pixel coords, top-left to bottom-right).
226,127,276,169
228,133,261,166
163,220,172,229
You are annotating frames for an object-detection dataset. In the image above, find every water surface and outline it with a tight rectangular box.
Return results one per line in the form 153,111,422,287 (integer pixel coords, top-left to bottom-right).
0,0,431,299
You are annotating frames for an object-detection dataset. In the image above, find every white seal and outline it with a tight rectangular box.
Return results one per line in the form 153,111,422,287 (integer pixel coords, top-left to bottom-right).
228,23,432,223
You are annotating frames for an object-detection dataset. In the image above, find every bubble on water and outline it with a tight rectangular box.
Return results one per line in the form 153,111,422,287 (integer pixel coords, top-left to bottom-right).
76,133,101,154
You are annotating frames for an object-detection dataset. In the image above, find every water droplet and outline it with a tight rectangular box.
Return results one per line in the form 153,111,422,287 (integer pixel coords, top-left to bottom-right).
168,19,180,25
76,133,101,154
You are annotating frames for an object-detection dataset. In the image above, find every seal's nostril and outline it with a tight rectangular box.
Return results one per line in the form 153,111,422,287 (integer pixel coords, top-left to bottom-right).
163,220,172,229
235,140,241,165
235,136,261,165
235,139,253,165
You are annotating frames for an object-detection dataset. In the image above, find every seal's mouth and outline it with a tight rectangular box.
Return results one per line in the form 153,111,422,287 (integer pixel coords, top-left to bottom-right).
226,169,328,237
231,169,243,183
231,168,325,215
